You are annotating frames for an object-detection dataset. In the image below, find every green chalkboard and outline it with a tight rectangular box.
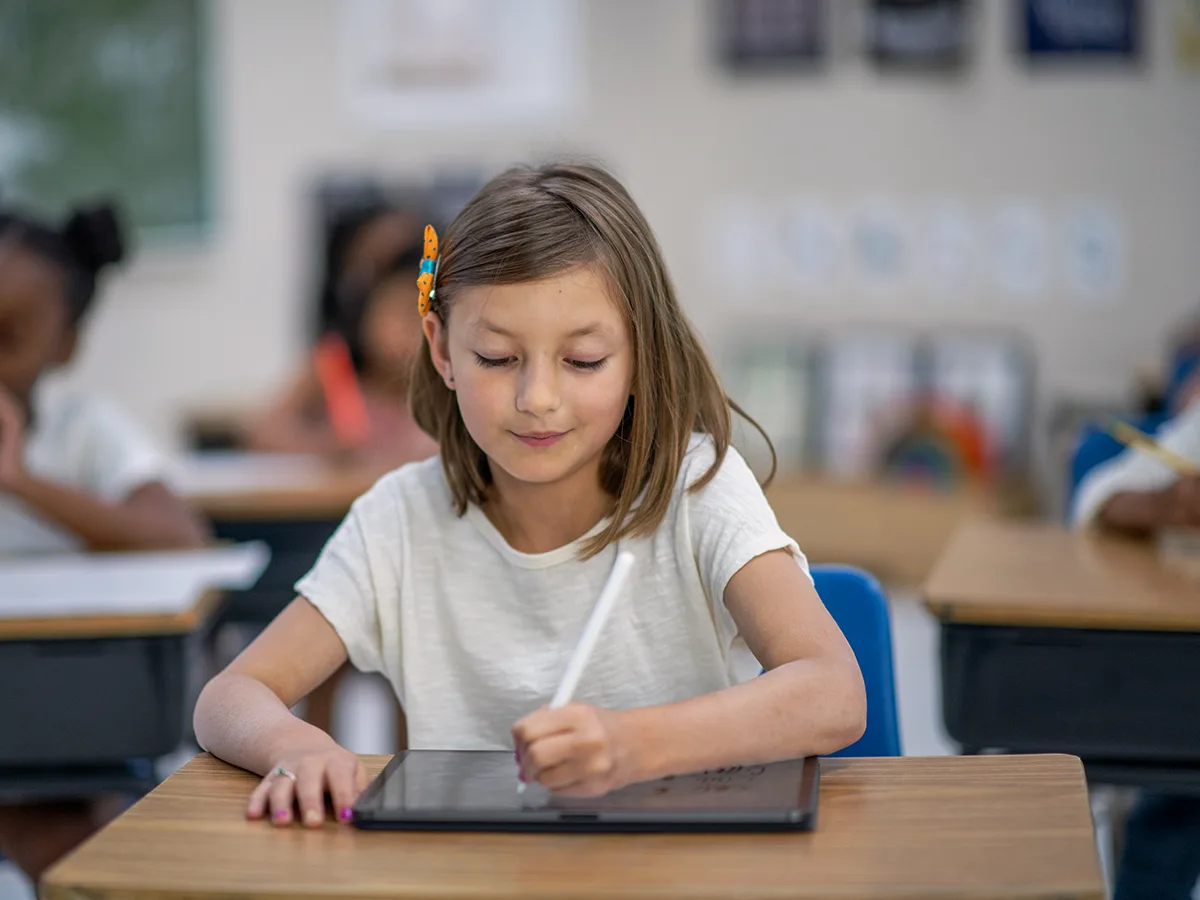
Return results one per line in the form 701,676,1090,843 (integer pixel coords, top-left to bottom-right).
0,0,210,237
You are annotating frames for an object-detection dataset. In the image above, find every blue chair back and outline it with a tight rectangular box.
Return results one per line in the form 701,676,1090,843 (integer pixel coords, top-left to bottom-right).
1066,413,1169,519
811,565,901,757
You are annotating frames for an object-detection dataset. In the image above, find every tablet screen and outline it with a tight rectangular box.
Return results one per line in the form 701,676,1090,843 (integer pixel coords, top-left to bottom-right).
373,750,815,813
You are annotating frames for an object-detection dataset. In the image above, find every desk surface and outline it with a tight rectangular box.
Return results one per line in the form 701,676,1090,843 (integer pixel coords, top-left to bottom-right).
923,519,1200,631
0,587,222,641
766,477,1033,588
44,752,1102,900
177,452,382,521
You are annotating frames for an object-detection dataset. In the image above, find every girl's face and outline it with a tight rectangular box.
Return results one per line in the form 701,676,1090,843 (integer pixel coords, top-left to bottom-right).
424,265,634,494
360,269,424,380
0,243,73,407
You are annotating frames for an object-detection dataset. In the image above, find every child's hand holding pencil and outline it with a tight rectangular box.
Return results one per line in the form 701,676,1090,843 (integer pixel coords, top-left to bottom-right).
1102,416,1200,528
511,551,638,798
512,702,637,798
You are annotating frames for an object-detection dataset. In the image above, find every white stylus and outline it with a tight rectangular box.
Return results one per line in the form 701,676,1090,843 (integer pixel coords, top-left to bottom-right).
518,550,635,793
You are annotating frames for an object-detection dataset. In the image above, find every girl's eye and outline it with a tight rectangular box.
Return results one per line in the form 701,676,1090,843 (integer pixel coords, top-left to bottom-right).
568,358,608,371
474,353,515,368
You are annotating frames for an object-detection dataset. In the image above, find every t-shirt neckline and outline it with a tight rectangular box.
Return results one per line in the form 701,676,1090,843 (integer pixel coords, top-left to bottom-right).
465,503,612,570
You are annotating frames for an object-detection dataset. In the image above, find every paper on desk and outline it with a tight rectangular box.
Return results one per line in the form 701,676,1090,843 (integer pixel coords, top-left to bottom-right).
0,542,270,620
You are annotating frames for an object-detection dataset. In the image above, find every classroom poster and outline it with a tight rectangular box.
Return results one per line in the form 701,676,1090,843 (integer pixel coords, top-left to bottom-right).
340,0,580,128
715,0,828,71
850,199,912,297
920,201,979,301
774,197,844,295
1021,0,1141,61
723,341,812,473
821,334,919,478
1176,0,1200,72
1062,202,1126,304
990,201,1050,300
865,0,973,69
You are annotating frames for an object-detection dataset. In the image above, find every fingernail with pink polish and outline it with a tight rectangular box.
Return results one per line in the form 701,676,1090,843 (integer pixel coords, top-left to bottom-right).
274,809,289,821
340,807,354,822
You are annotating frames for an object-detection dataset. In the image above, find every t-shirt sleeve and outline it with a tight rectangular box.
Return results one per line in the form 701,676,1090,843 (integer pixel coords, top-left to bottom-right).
1072,399,1200,527
80,397,173,502
294,490,390,675
686,441,812,611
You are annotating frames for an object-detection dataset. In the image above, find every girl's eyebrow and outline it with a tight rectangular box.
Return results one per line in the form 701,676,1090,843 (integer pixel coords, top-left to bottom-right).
477,320,608,339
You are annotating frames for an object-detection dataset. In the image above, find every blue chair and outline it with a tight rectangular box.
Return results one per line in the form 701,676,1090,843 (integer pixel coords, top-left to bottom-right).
810,565,901,757
1066,413,1168,519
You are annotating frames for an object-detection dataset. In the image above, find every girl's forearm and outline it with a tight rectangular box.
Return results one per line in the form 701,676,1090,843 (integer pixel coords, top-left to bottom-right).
623,658,865,782
193,672,341,776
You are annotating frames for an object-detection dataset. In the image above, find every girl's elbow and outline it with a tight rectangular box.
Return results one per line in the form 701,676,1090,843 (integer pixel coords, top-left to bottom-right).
818,660,868,754
192,677,220,751
192,669,247,750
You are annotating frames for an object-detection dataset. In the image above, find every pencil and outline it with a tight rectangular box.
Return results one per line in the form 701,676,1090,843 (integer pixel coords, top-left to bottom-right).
1103,416,1198,477
517,550,635,793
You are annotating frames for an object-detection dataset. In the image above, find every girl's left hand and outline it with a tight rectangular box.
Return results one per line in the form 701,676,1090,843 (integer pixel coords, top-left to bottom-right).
512,703,640,797
0,386,26,491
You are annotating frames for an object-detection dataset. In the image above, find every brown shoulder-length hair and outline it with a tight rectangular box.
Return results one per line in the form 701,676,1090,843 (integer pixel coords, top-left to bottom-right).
410,162,774,558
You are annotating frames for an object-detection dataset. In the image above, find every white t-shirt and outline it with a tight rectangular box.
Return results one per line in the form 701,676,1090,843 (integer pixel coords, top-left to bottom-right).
297,435,809,751
1072,398,1200,526
0,381,170,556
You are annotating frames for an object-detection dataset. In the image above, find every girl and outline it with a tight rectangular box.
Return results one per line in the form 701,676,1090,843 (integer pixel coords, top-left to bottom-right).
195,163,865,826
244,205,438,467
0,202,207,554
0,201,207,884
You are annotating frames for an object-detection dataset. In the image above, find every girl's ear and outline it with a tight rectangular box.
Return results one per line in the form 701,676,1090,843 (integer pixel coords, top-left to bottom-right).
422,312,455,390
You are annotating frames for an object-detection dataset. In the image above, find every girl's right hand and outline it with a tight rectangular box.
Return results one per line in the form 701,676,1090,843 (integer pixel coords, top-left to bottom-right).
246,745,370,827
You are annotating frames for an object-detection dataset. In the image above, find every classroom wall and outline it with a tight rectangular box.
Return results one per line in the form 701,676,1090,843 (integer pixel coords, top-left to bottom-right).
72,0,1200,461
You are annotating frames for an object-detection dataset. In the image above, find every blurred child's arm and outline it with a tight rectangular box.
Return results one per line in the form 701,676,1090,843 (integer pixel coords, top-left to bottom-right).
1074,399,1200,530
4,477,208,551
514,549,865,796
0,387,208,551
1096,475,1200,535
194,596,370,827
243,366,349,456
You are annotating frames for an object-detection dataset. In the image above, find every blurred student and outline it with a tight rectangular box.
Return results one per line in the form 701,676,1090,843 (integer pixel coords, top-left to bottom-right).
0,201,207,884
245,204,437,467
1073,382,1199,900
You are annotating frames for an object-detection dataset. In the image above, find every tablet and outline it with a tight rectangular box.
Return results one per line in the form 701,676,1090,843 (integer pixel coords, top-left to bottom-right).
353,750,819,832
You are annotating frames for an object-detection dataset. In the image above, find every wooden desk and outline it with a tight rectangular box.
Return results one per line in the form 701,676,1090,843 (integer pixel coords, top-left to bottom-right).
0,589,223,642
923,520,1200,787
0,548,264,772
177,452,381,522
44,752,1102,900
767,477,1032,588
924,519,1200,631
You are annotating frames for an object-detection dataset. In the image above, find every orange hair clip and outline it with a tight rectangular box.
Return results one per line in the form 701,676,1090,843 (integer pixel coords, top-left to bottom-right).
416,224,439,317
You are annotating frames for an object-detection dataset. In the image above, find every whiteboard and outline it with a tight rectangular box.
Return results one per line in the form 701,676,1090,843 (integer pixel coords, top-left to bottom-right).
0,0,210,236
